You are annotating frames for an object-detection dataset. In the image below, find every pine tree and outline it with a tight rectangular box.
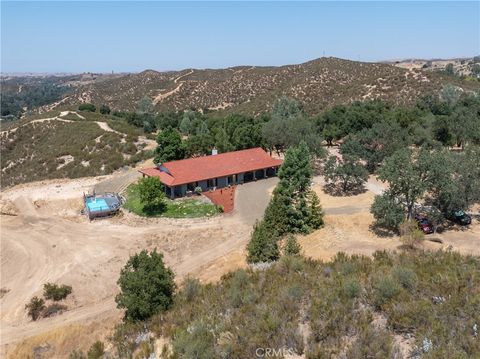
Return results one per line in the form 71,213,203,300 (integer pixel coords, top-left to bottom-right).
246,221,280,263
284,235,301,256
179,114,192,135
307,191,324,230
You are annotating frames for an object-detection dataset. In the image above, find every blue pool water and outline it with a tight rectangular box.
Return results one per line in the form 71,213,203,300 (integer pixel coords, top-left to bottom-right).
85,198,109,212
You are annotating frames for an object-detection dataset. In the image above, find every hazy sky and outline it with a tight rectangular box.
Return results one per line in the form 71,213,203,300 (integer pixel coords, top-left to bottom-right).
1,1,479,73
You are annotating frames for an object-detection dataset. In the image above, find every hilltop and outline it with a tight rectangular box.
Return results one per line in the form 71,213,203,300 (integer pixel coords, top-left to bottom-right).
9,57,478,116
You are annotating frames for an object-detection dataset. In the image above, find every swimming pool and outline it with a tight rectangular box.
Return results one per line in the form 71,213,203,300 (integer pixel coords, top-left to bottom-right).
85,197,109,212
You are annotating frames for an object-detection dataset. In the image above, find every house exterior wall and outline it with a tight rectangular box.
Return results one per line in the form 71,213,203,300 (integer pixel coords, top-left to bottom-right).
197,180,208,192
216,176,228,188
165,166,280,198
237,173,244,183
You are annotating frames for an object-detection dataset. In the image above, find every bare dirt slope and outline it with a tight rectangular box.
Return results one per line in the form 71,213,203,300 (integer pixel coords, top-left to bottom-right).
0,176,278,351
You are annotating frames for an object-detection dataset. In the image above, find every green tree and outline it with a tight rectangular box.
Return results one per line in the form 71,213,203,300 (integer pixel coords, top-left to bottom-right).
284,235,301,256
137,96,154,114
214,127,234,153
43,283,72,301
246,221,280,263
324,155,369,193
377,148,430,220
263,141,323,236
116,249,176,321
154,127,185,164
263,97,323,156
137,177,166,214
25,296,45,321
472,64,480,76
445,63,455,76
349,121,410,173
179,112,193,135
370,193,405,231
99,104,111,115
307,190,324,229
78,103,96,112
196,121,210,136
450,104,478,149
440,84,461,107
185,133,215,157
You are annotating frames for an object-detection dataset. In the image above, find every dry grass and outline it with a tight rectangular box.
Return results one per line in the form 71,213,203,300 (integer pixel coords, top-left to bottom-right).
5,319,116,359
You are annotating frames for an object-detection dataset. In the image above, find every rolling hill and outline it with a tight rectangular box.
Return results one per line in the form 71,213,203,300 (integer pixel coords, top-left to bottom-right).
55,57,480,115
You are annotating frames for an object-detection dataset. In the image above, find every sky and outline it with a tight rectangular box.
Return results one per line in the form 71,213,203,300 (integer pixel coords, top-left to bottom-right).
1,1,479,73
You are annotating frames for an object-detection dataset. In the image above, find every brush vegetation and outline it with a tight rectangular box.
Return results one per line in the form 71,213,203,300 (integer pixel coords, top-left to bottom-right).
109,250,480,358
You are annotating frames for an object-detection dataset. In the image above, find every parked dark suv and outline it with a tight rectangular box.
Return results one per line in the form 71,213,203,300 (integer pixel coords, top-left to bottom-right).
414,214,434,234
449,210,472,226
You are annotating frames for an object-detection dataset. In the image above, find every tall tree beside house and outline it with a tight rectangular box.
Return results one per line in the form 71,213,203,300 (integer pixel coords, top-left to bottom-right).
137,176,166,214
154,127,186,164
247,141,324,263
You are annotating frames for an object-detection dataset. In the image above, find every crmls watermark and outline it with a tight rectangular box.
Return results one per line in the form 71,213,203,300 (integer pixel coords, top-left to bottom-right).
255,347,295,357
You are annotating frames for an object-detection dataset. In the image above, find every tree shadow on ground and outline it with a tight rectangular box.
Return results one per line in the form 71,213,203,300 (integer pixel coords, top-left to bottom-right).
323,183,367,197
369,224,397,238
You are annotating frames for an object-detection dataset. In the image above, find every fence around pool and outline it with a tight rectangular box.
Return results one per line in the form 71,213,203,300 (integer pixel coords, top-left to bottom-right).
83,192,122,220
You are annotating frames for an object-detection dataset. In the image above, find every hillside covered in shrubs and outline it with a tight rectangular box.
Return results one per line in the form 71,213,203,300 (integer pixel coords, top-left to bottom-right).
109,250,479,358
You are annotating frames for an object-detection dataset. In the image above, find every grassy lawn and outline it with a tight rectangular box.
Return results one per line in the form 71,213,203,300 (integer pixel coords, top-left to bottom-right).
123,184,220,218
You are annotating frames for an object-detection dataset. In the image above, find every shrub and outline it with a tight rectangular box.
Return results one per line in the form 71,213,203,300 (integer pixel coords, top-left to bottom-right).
43,283,72,301
87,341,105,359
78,103,96,112
99,104,111,115
399,221,424,249
42,303,67,318
69,350,86,359
25,296,46,321
343,279,361,299
346,326,400,358
373,275,400,308
194,186,203,195
172,322,215,359
183,277,201,302
116,249,176,321
392,267,417,291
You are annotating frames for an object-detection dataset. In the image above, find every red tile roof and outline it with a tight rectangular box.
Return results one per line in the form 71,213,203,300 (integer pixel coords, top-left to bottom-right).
139,147,283,186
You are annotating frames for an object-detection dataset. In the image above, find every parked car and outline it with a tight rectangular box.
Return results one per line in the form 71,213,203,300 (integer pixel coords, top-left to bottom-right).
449,210,472,226
414,214,434,234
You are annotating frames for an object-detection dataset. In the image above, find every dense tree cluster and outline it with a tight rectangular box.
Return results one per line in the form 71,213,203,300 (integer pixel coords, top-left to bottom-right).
1,79,70,119
371,145,480,231
247,142,324,263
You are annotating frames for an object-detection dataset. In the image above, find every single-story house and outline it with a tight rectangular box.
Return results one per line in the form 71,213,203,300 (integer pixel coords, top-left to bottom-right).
139,147,283,199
